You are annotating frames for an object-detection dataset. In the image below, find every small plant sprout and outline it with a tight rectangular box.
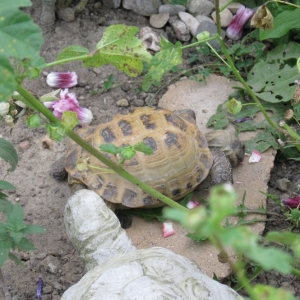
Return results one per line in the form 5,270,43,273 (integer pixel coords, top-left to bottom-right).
46,71,78,88
99,142,154,165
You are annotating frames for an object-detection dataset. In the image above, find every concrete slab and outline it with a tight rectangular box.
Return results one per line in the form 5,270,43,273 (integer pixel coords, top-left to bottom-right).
125,75,276,278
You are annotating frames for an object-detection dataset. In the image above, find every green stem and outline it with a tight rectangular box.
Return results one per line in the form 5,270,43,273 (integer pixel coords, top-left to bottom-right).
214,0,281,133
45,55,90,68
15,84,188,212
291,267,300,277
181,37,218,50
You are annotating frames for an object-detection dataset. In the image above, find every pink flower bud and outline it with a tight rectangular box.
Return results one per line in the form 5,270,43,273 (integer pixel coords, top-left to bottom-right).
226,5,254,40
282,197,300,209
162,222,175,238
46,72,78,88
44,89,93,124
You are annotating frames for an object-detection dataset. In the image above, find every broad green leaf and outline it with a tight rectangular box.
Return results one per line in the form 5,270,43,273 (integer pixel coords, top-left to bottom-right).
6,203,23,230
0,55,16,102
0,180,15,190
0,240,11,267
8,252,23,266
0,138,18,171
56,45,89,63
253,284,295,300
0,198,13,215
16,237,35,251
10,231,23,244
0,0,32,11
21,224,45,234
142,38,182,91
84,25,151,77
0,9,43,60
247,42,300,103
259,9,300,40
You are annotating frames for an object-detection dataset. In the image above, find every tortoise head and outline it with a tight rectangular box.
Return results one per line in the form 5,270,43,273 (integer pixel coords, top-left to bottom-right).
205,130,245,168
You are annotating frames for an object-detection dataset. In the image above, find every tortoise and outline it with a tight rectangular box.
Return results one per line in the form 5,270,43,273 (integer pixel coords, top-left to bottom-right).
60,107,244,209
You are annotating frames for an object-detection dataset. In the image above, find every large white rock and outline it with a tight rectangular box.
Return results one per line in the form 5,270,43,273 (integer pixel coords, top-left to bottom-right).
62,190,242,300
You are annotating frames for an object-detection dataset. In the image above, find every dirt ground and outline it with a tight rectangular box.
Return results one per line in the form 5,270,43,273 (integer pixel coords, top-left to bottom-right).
1,1,300,299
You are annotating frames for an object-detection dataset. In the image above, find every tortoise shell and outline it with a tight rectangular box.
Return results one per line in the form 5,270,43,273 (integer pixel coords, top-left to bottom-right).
65,107,213,208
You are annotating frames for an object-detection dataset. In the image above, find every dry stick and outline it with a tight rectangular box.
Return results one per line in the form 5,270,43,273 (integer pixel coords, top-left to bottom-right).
0,268,11,300
15,84,188,212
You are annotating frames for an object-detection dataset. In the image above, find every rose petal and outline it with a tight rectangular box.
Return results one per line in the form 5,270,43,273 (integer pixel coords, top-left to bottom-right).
162,222,175,238
249,150,262,163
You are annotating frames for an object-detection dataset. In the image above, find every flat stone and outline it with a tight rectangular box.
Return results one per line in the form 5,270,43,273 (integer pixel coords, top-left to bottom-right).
149,13,169,28
159,4,186,15
187,0,214,16
125,75,275,279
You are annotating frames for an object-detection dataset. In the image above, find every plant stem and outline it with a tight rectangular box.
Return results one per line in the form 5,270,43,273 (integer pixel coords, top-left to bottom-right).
0,268,11,300
45,55,90,68
214,0,282,134
291,267,300,277
15,84,188,212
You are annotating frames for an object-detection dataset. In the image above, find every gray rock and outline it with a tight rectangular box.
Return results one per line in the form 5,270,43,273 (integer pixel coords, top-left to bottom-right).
122,0,162,16
102,0,121,8
187,0,214,16
178,11,200,37
211,8,233,27
159,4,186,15
149,13,169,28
169,15,191,42
195,20,225,49
61,190,241,300
276,178,291,192
57,7,75,22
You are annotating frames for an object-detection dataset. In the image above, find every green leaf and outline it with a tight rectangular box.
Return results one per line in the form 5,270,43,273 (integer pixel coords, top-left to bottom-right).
0,223,6,234
142,38,182,91
0,138,18,171
27,114,41,129
84,25,151,77
10,231,23,244
0,241,11,267
133,142,154,155
122,207,165,222
0,198,13,215
99,143,122,155
259,9,300,40
56,45,89,63
247,42,300,103
253,284,295,300
0,0,32,11
0,55,16,102
120,147,136,160
6,203,23,230
21,224,45,234
0,180,16,190
46,124,65,141
61,111,79,131
8,252,23,266
16,237,35,251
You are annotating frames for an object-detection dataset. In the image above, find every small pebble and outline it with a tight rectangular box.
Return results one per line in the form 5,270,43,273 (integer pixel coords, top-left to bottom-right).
19,140,30,150
116,98,129,107
276,178,290,192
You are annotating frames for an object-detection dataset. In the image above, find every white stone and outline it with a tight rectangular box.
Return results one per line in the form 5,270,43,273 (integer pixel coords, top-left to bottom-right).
211,8,233,27
178,11,200,37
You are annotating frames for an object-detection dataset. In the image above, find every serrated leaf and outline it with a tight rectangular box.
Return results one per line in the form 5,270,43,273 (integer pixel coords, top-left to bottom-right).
0,241,11,267
133,142,153,155
99,144,121,155
21,224,45,234
16,237,35,251
56,45,89,63
10,231,23,244
84,25,151,77
0,138,18,171
0,180,16,190
0,55,16,102
259,8,300,40
247,42,300,103
8,252,23,266
6,203,23,230
253,284,295,300
142,39,182,91
120,147,136,160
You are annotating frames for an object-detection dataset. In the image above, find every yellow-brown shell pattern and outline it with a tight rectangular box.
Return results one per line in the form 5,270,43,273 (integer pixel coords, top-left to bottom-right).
65,107,213,208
